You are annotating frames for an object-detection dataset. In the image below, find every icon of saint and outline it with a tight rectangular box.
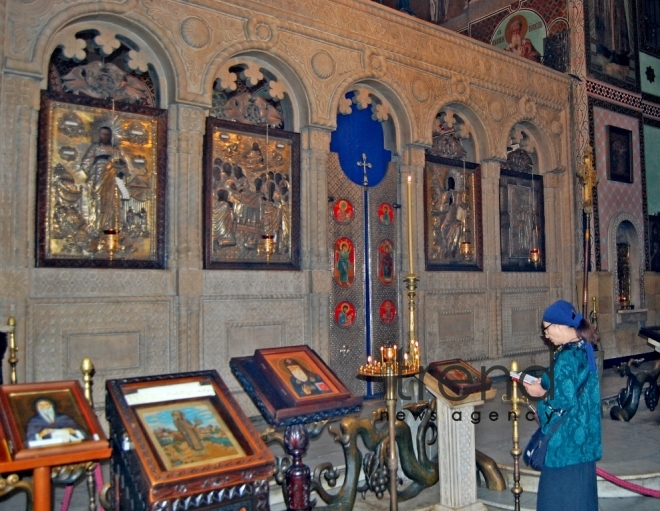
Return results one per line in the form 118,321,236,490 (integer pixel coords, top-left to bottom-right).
504,17,540,62
79,126,129,233
26,397,86,447
378,241,394,285
379,204,393,225
213,189,237,248
337,242,350,284
283,358,331,397
171,410,204,451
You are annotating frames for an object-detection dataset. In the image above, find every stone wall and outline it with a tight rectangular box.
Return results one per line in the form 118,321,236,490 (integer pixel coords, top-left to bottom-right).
0,0,573,413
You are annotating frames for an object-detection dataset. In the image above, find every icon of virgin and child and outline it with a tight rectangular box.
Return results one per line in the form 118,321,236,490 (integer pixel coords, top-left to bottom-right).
282,358,332,397
26,397,86,447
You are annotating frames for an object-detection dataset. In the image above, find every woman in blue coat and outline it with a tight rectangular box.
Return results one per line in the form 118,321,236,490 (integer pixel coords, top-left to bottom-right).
524,300,602,511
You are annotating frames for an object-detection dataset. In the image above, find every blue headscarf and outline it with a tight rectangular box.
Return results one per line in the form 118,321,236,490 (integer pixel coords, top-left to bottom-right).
543,300,596,371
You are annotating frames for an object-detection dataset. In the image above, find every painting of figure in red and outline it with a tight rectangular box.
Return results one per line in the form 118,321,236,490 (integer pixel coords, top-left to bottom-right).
378,202,394,226
379,300,396,324
334,301,356,328
332,199,354,224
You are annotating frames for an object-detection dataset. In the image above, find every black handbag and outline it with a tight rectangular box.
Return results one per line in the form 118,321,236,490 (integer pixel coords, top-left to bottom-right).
523,373,589,471
523,420,561,471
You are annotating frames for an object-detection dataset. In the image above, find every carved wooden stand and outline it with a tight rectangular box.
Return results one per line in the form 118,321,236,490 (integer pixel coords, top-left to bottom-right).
284,424,312,511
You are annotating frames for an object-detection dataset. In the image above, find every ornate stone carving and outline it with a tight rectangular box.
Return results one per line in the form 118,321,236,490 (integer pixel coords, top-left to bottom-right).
502,148,533,174
8,0,52,54
518,95,537,120
61,61,152,103
180,17,211,49
450,74,470,103
94,29,121,56
363,48,386,77
311,50,336,79
246,16,278,44
141,0,243,90
58,35,87,61
551,117,563,136
488,100,504,122
411,77,430,103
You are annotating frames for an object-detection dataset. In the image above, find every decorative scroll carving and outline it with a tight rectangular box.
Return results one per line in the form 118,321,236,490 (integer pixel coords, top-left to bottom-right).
264,400,438,510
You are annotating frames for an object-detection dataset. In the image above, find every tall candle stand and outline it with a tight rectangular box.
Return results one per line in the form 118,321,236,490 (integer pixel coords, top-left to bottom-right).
502,360,528,511
357,173,421,511
576,145,599,316
359,344,420,511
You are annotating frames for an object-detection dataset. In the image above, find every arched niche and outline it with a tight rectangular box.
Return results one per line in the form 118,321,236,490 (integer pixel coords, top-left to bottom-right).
331,85,397,187
338,84,398,152
608,214,645,313
44,21,171,108
504,126,539,172
499,124,546,272
211,57,300,132
423,107,484,270
428,107,478,163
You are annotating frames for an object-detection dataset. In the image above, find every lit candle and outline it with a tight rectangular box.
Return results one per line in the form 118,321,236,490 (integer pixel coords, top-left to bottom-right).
367,355,372,365
407,175,414,274
381,346,384,365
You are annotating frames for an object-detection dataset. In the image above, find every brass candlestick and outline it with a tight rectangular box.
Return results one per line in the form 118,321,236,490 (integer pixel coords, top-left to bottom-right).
358,276,421,511
7,316,17,385
81,357,94,406
258,234,276,262
357,171,423,511
103,229,119,261
577,145,599,316
404,273,420,372
502,360,528,511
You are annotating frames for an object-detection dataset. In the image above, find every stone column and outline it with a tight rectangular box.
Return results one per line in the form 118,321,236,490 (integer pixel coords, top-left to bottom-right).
302,126,332,270
169,104,206,372
479,159,504,273
426,386,487,511
480,158,504,360
302,126,332,359
0,74,40,383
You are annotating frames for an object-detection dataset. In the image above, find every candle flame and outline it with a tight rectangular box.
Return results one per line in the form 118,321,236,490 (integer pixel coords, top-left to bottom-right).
407,175,412,183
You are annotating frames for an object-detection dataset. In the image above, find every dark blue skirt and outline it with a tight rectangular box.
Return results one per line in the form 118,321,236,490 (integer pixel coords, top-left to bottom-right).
537,461,598,511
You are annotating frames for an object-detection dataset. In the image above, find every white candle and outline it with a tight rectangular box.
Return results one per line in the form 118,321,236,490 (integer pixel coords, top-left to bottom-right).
407,175,414,274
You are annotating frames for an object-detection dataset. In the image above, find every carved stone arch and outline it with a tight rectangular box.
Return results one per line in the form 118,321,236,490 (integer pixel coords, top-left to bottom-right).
503,120,559,175
46,23,163,107
210,53,307,133
607,212,645,310
26,12,181,107
337,79,414,157
426,102,490,163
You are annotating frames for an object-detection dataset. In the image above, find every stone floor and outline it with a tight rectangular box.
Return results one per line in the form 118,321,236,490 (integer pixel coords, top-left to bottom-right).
2,360,660,510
